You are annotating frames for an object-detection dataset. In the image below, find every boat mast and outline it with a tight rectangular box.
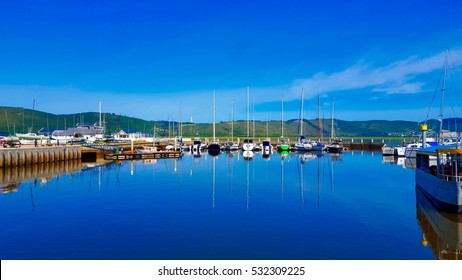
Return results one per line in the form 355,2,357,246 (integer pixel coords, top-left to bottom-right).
300,88,304,137
231,103,234,141
439,49,449,143
252,98,255,139
281,97,284,138
99,101,102,127
247,87,250,138
213,90,216,142
317,95,321,142
31,99,36,133
331,96,335,140
178,101,183,138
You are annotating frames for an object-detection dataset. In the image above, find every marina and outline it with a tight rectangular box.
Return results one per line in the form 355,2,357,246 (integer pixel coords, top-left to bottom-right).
0,150,457,260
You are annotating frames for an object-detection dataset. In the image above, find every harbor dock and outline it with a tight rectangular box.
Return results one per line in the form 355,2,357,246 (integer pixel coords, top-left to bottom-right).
0,146,82,168
104,151,182,160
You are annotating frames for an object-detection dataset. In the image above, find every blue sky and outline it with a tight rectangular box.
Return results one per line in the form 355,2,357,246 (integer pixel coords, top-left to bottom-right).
1,0,461,123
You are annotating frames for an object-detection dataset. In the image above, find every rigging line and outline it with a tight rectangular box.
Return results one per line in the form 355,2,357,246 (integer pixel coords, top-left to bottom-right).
424,66,445,123
447,59,462,116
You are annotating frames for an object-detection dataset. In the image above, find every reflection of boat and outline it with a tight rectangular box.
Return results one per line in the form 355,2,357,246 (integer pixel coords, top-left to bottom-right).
243,150,254,160
416,146,462,213
193,148,201,158
416,187,462,259
299,152,316,164
382,155,395,164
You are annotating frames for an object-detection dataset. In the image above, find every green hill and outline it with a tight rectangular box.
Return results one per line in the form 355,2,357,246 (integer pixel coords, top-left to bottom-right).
0,106,459,139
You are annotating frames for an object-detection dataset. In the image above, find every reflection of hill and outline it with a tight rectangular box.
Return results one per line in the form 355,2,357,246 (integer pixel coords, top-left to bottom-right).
0,161,82,193
416,188,462,260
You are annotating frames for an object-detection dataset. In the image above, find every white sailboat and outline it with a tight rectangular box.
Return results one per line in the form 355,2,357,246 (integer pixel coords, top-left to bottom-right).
261,114,273,158
242,87,255,151
326,96,343,153
294,88,312,151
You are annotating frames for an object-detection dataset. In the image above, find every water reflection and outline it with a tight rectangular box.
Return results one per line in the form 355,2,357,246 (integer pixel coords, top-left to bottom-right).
0,160,82,193
382,156,416,169
416,188,462,260
1,151,438,259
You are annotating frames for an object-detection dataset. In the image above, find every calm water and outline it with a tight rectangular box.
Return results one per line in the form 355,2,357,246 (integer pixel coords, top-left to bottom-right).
0,150,456,260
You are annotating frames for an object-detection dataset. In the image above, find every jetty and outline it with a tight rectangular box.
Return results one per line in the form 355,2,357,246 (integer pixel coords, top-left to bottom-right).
104,151,182,160
0,146,81,168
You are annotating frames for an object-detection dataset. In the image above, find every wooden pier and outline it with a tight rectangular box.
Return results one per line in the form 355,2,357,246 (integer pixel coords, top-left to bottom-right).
0,146,82,168
104,151,182,161
343,142,384,151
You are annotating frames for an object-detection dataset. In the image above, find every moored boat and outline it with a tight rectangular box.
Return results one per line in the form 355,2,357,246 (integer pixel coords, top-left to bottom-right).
224,141,239,151
382,145,395,156
277,138,290,151
416,146,462,213
242,138,255,151
191,137,203,152
326,141,343,153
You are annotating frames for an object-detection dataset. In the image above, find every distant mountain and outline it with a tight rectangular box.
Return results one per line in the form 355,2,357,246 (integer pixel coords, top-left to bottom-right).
1,106,460,138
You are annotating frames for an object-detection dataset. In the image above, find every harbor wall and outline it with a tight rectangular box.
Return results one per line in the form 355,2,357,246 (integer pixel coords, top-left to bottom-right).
0,146,82,168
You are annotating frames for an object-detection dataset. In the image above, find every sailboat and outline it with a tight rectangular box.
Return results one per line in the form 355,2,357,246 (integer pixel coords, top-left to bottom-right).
277,97,290,151
326,97,343,153
261,115,273,158
312,95,325,151
224,103,239,151
294,88,312,151
208,90,221,156
16,100,43,142
242,87,255,151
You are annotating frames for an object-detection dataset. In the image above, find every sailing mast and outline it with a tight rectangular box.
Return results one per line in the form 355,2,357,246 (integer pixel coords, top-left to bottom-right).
281,97,284,138
231,103,234,142
317,95,321,142
207,90,220,154
213,90,216,143
247,86,250,139
438,49,449,143
99,101,102,127
331,96,335,140
299,88,304,137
